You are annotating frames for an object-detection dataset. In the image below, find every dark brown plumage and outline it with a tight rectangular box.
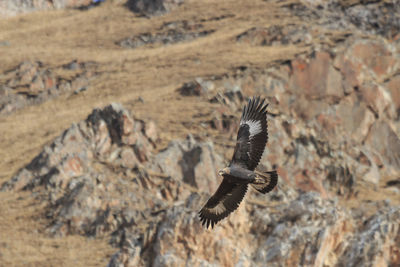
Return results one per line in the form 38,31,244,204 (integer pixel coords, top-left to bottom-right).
199,97,278,229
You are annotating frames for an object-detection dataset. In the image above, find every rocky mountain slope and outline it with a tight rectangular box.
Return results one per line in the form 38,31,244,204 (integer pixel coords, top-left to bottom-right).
0,0,399,266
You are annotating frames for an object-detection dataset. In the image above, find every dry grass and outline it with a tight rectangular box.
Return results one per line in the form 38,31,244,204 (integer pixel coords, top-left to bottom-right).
0,190,115,266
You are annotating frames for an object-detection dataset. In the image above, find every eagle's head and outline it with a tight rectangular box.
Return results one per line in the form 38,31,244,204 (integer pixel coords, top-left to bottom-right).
218,167,230,176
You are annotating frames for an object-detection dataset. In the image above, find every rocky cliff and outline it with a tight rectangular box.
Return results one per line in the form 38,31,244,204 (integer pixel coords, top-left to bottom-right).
0,0,399,266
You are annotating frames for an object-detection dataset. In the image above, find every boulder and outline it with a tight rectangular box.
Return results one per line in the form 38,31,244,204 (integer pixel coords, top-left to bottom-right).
149,134,223,194
125,0,184,16
118,20,214,48
290,51,344,102
335,39,398,93
365,121,400,174
359,83,392,118
335,93,375,142
236,25,311,46
385,75,400,118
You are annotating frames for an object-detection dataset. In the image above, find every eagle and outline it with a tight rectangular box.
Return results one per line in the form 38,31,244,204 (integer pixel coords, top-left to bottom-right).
199,96,278,229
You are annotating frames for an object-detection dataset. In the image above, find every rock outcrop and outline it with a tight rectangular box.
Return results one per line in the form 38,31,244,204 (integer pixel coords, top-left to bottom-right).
125,0,184,16
150,135,223,194
3,98,399,266
110,191,400,267
118,20,214,48
1,103,226,241
2,103,157,236
0,0,93,17
0,60,97,115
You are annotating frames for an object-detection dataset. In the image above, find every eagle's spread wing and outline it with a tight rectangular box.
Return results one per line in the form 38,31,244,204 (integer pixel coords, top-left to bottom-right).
199,178,248,229
231,97,268,170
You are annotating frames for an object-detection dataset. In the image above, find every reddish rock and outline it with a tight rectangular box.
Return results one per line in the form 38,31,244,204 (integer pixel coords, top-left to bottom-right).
293,170,329,198
134,141,149,162
359,83,391,117
365,121,400,173
336,40,398,94
335,94,375,142
44,75,56,90
149,135,223,194
29,75,45,93
144,120,158,143
119,148,140,169
385,75,400,114
290,52,343,102
315,112,341,140
334,52,363,94
291,95,330,121
63,156,84,177
351,41,397,79
121,113,134,136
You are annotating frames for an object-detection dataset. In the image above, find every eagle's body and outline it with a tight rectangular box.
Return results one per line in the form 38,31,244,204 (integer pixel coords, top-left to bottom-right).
199,97,278,229
222,165,255,182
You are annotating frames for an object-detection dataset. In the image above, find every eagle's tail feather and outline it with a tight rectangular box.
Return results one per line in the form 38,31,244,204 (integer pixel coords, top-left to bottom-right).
251,170,278,194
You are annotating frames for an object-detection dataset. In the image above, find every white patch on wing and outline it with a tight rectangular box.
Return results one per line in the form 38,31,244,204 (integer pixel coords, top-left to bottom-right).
242,120,262,138
207,203,227,215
